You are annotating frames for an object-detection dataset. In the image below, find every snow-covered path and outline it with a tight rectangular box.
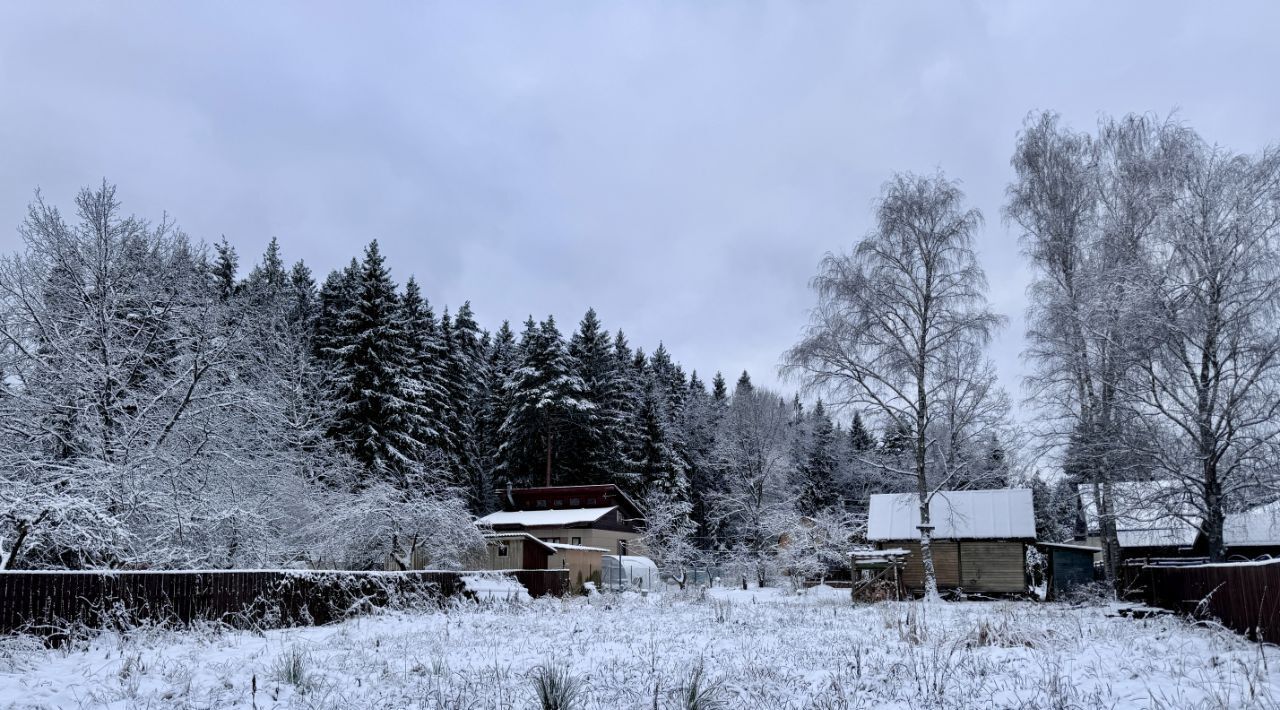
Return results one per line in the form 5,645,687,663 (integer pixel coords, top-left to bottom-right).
1,586,1275,709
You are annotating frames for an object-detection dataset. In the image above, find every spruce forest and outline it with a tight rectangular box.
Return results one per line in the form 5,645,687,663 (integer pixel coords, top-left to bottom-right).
0,183,1014,575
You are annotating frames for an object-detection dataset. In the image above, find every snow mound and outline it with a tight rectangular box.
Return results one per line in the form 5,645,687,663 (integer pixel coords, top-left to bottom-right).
461,574,530,602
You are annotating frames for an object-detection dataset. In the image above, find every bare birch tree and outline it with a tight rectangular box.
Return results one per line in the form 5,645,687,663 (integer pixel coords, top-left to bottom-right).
1005,113,1185,579
1139,140,1280,561
785,172,1005,599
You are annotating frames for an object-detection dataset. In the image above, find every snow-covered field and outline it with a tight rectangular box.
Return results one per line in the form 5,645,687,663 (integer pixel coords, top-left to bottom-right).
1,586,1277,709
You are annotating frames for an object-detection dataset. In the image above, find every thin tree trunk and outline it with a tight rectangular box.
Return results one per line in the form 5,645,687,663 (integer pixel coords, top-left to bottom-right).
544,433,553,487
916,322,938,601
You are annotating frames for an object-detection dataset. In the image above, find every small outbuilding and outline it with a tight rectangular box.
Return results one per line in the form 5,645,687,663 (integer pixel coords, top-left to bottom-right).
480,532,556,571
1036,542,1101,600
867,488,1036,596
602,554,659,591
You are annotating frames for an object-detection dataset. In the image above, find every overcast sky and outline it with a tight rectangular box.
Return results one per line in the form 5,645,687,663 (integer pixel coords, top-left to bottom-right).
2,2,1278,420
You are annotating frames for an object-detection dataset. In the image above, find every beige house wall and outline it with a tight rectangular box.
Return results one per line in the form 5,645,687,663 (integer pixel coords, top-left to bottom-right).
480,538,527,570
525,527,645,556
548,548,606,591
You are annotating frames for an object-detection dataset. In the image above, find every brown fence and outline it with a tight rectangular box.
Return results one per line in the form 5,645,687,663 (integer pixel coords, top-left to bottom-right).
1127,560,1280,642
0,569,569,637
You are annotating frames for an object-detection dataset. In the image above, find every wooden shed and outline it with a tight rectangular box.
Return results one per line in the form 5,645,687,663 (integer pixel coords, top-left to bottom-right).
480,532,556,571
1037,542,1100,600
867,489,1036,596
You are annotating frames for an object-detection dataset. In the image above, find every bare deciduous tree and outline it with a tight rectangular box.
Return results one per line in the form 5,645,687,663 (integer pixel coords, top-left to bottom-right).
1140,140,1280,561
785,172,1006,599
1006,113,1184,578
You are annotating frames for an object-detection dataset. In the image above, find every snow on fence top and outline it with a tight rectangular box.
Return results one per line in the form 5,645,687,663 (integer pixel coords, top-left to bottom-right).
478,506,616,527
867,488,1035,541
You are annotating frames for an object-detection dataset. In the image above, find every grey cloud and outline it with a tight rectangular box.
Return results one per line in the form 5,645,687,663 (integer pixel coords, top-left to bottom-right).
2,1,1278,419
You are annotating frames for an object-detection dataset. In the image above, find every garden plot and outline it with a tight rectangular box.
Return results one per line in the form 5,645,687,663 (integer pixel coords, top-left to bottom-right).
0,586,1276,709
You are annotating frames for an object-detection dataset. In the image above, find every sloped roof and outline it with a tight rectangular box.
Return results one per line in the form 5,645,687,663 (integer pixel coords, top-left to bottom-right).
1224,508,1280,547
867,489,1036,541
478,506,616,528
546,542,610,553
481,532,557,553
1078,481,1201,549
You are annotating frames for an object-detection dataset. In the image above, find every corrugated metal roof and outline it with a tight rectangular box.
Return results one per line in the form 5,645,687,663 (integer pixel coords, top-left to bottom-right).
866,489,1036,541
478,506,616,527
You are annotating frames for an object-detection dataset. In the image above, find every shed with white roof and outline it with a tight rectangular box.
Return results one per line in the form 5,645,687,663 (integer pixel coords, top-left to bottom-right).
867,488,1036,596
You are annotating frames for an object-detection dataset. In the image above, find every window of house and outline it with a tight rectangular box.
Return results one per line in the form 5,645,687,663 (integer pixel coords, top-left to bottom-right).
570,498,580,506
555,499,564,506
497,543,508,557
571,537,582,545
587,498,596,505
544,537,560,544
536,499,547,507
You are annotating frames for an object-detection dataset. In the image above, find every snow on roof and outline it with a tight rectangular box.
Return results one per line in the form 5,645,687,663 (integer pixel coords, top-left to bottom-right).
1224,509,1280,547
482,532,557,552
1078,481,1201,549
478,507,616,527
602,555,658,568
1037,542,1102,553
866,489,1036,541
546,542,610,553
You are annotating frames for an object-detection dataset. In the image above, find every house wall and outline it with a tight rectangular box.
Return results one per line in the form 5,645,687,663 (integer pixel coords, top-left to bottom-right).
880,540,1026,594
481,539,524,570
889,541,960,590
480,539,552,570
548,548,605,591
524,527,644,556
959,541,1026,593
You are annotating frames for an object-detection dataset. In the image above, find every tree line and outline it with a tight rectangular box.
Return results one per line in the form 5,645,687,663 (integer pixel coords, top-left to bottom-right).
0,183,999,575
6,109,1269,586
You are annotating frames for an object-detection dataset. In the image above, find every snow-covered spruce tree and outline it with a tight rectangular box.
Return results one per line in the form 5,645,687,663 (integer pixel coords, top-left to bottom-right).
442,302,488,511
497,316,590,487
212,237,239,301
681,371,723,551
476,320,518,509
785,172,1006,600
313,258,360,360
608,330,645,491
634,366,691,500
562,308,624,486
399,279,452,457
796,400,840,517
836,412,881,517
325,241,432,487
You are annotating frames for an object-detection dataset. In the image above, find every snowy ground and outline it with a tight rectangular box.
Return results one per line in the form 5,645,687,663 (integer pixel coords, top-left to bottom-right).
1,585,1277,709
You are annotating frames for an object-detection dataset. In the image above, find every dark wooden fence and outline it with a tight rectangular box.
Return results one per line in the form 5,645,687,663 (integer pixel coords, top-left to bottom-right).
1125,559,1280,642
0,569,569,637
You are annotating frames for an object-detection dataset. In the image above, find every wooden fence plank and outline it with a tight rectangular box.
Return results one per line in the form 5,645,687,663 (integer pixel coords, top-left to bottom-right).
1136,560,1279,642
0,569,572,636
